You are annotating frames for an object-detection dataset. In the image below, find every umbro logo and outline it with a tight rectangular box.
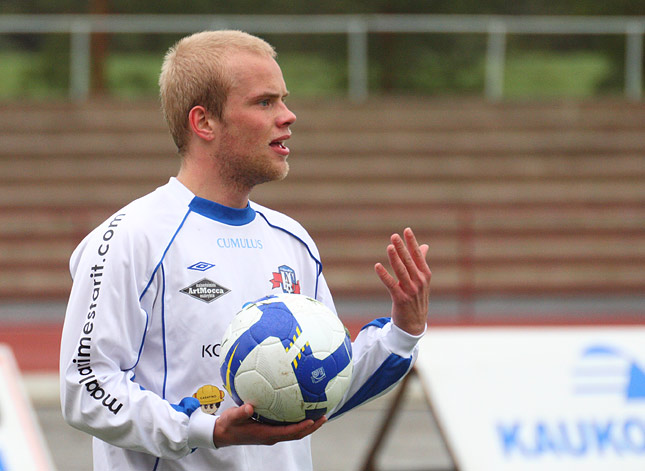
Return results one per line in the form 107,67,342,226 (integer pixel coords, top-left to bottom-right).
180,279,230,303
188,261,215,272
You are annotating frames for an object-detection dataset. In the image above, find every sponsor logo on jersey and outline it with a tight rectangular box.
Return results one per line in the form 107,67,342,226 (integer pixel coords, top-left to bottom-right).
202,343,221,358
73,212,126,416
270,265,301,294
188,261,216,272
180,279,230,303
193,385,225,415
216,237,263,249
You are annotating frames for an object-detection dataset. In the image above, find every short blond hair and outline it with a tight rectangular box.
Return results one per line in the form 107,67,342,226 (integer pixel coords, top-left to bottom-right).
159,30,276,153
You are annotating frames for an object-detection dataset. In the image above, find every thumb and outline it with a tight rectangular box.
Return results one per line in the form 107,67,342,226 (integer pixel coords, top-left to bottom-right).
232,404,254,422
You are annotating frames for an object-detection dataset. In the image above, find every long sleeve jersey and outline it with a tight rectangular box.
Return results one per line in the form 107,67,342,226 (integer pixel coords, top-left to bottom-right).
60,177,421,471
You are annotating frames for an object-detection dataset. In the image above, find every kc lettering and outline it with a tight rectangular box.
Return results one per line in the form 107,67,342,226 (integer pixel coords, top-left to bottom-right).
202,343,221,358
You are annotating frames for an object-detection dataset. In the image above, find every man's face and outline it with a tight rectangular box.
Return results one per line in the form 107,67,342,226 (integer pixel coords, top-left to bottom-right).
214,52,296,190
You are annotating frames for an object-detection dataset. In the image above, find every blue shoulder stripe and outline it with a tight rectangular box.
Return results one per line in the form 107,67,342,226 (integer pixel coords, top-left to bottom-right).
360,317,391,332
329,352,412,419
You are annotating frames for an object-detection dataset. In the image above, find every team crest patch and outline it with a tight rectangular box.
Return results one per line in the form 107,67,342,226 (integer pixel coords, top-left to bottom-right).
270,265,301,294
180,279,230,303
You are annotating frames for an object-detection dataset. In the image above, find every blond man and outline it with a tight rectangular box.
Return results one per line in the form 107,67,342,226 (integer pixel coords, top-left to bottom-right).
60,30,431,471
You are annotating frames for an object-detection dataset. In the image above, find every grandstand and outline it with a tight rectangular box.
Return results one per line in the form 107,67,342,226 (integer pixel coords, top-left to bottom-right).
0,98,643,318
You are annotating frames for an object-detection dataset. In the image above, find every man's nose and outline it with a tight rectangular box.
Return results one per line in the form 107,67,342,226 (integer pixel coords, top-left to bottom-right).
278,102,296,127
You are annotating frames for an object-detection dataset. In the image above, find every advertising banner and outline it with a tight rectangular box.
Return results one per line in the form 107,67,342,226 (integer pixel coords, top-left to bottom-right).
0,344,55,471
417,327,645,471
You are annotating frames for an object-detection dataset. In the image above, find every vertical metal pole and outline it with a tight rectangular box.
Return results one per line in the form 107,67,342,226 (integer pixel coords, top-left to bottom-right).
485,19,506,102
625,22,643,101
347,18,369,103
70,19,91,102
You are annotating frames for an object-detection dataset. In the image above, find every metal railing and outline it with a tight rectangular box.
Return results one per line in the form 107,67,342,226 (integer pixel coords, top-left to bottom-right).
0,14,643,102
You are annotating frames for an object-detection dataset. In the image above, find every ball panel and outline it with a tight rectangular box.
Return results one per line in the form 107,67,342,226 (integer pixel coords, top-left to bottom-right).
254,339,297,389
321,361,354,408
269,383,305,423
235,369,275,409
221,304,263,352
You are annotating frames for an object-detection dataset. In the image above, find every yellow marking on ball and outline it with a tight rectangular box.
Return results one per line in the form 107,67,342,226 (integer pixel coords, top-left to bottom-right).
224,344,238,395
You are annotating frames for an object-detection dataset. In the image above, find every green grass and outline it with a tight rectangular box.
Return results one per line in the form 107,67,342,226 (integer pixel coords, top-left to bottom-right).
504,51,615,98
278,52,347,97
105,53,163,98
0,51,68,99
0,49,623,100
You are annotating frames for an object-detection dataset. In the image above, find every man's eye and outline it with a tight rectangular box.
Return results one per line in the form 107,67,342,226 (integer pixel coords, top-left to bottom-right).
259,99,270,106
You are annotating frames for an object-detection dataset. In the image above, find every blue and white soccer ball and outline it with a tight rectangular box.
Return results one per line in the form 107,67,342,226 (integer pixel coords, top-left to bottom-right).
219,293,353,424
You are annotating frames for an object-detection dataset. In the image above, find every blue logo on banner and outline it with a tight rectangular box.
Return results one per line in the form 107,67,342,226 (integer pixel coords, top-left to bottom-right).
573,345,645,400
498,343,645,460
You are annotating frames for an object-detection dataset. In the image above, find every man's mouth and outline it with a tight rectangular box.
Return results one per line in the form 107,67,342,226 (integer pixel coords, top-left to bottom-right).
270,137,290,155
270,140,287,150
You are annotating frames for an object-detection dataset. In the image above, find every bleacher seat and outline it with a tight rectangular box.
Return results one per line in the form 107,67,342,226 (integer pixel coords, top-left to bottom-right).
1,98,643,302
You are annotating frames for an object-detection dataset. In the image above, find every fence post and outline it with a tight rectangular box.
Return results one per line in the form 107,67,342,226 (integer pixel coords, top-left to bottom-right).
347,18,369,103
485,19,507,102
69,19,91,102
625,21,644,101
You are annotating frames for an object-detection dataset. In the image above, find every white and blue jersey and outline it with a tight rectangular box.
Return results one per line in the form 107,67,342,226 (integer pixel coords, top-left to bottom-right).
60,177,421,471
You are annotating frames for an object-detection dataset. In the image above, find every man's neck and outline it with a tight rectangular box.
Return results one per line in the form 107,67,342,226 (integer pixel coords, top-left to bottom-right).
176,164,251,209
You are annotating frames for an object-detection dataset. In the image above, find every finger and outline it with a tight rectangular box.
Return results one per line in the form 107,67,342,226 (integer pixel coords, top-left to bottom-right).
375,261,397,291
403,227,422,265
280,419,315,436
230,404,254,423
403,227,429,279
297,416,326,436
394,231,426,282
389,236,414,288
265,417,323,443
306,415,327,435
403,228,431,275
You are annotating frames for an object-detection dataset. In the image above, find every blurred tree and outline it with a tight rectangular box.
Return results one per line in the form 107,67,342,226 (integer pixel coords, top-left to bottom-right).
90,0,109,95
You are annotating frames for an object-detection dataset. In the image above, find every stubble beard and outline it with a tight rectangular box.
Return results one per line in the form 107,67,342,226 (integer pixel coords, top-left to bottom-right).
216,148,290,195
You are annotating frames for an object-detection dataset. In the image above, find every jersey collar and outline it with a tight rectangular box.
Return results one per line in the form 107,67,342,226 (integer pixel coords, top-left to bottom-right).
188,196,256,226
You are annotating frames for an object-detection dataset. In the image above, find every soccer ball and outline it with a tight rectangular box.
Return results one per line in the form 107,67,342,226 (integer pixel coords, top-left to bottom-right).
219,293,353,424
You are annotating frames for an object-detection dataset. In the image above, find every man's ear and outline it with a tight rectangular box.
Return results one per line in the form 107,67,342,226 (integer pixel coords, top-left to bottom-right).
188,105,218,142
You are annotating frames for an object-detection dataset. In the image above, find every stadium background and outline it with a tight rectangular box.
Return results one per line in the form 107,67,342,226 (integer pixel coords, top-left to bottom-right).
0,2,643,470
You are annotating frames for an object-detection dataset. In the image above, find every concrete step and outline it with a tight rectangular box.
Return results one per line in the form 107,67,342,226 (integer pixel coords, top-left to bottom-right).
1,179,643,207
3,129,644,158
3,99,644,133
2,154,644,182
